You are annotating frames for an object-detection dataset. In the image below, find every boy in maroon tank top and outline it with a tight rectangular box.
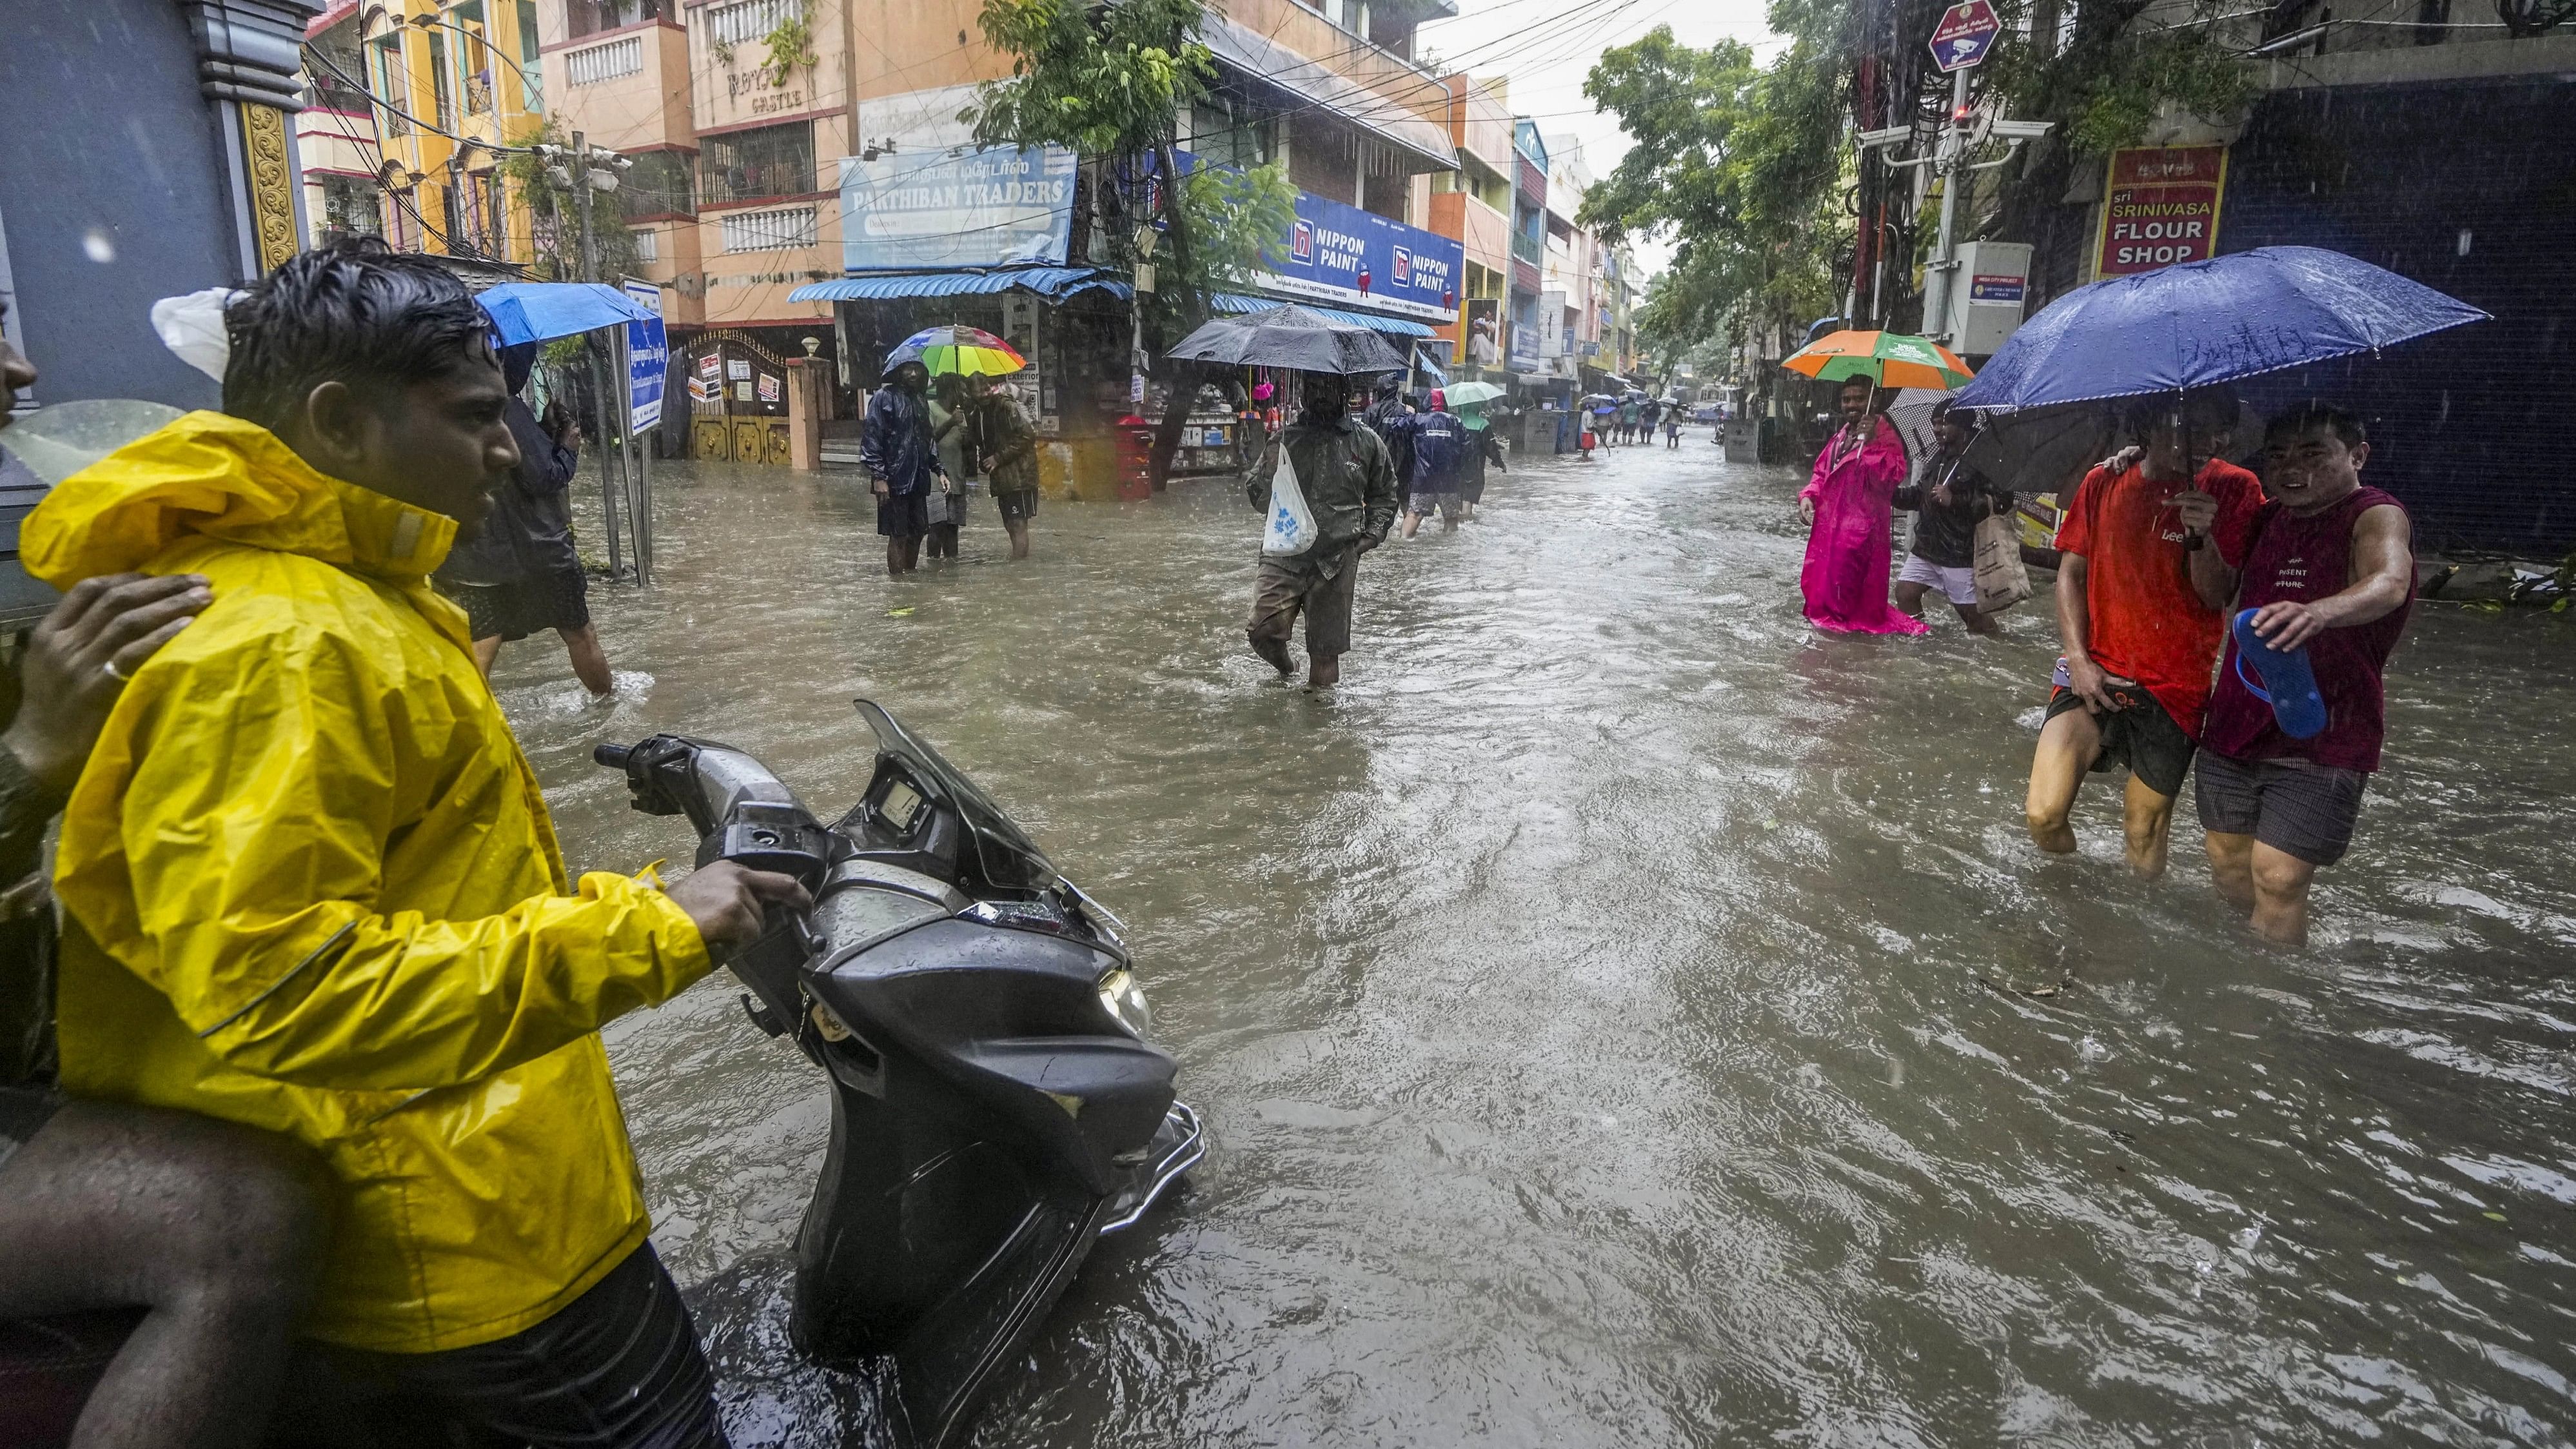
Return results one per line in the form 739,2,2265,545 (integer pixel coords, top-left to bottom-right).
2176,404,2416,946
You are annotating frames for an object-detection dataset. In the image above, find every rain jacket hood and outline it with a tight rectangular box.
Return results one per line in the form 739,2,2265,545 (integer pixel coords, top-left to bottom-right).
22,411,712,1352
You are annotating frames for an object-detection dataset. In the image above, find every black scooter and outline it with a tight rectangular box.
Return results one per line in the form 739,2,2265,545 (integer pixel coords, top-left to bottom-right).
595,700,1201,1448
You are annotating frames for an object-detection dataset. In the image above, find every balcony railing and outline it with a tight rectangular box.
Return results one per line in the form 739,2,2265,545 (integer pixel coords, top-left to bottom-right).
565,36,644,86
719,204,817,253
1509,229,1544,265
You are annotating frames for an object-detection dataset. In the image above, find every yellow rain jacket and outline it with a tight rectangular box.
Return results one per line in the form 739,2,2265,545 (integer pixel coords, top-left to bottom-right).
22,412,713,1352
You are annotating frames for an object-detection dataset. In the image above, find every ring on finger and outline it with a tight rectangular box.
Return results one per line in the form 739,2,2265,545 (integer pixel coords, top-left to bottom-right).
102,658,128,682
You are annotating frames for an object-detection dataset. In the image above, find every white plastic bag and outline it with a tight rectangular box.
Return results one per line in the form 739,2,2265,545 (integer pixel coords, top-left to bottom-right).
150,288,244,383
1261,445,1319,557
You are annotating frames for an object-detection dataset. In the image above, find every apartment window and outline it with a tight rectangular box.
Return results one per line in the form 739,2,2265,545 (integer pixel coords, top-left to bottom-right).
451,3,494,117
564,36,644,85
631,226,659,262
567,0,666,41
1182,101,1272,169
703,0,801,47
619,149,695,217
308,27,369,113
319,175,384,241
372,35,413,136
719,204,817,253
517,1,544,110
700,121,814,204
426,34,455,129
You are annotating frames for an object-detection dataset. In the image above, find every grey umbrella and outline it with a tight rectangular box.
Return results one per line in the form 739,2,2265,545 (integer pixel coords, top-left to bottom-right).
1164,304,1408,375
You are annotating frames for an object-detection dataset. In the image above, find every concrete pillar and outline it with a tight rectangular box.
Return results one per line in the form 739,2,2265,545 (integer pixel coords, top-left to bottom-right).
785,357,821,471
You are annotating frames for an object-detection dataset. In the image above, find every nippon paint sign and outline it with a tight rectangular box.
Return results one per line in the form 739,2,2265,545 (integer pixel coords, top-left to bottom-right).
1264,189,1462,324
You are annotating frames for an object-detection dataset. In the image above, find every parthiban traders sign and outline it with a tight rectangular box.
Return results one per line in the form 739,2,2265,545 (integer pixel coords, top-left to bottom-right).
2096,145,2228,277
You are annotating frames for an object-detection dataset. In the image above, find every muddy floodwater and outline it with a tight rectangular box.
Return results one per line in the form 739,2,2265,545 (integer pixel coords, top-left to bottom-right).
493,436,2576,1448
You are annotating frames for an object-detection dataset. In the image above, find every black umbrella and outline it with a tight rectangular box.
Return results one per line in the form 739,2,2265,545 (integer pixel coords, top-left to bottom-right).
1164,304,1407,375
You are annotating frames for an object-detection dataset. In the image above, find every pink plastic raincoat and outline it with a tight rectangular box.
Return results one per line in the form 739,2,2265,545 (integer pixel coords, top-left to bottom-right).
1798,415,1927,636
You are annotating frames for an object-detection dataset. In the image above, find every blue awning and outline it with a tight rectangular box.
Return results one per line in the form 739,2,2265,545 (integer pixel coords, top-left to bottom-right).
1208,293,1439,338
789,268,1129,303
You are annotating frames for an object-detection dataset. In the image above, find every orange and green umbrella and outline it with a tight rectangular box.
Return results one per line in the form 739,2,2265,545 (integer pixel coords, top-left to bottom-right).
1782,330,1974,391
883,325,1026,378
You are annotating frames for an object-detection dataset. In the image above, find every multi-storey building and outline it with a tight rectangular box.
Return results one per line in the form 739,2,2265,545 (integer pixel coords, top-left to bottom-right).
296,0,1556,483
300,0,549,262
1503,116,1546,380
1421,74,1513,380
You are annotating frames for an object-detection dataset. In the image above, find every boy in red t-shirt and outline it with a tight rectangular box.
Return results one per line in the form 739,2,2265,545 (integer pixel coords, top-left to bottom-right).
2025,392,2263,878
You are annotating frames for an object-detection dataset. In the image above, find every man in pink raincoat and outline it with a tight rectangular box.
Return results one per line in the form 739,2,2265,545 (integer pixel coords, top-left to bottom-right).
1798,377,1927,636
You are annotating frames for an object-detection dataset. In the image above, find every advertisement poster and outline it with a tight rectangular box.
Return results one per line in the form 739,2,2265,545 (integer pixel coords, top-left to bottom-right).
758,373,781,404
1266,189,1463,323
2096,145,2227,277
621,279,666,431
727,358,752,381
840,145,1076,271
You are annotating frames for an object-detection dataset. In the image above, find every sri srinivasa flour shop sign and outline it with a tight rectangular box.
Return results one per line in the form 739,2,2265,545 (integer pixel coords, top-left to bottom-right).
2098,145,2228,277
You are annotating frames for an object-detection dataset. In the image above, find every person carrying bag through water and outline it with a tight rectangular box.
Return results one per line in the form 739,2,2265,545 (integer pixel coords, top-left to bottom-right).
1244,371,1398,689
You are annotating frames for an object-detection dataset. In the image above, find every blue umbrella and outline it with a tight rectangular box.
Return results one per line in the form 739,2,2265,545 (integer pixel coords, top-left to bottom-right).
475,282,660,346
1953,246,2488,415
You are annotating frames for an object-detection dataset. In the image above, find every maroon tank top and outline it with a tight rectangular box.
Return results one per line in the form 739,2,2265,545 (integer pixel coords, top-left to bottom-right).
2203,486,2412,772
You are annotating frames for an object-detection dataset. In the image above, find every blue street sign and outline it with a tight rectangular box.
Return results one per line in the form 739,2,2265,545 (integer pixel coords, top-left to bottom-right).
622,279,666,431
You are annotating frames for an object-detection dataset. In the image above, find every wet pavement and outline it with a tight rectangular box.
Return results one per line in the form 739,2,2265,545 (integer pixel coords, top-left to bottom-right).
493,433,2576,1447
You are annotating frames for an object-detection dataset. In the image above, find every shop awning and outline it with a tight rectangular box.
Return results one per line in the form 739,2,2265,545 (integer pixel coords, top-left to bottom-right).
789,268,1130,303
1208,293,1438,338
1200,12,1457,171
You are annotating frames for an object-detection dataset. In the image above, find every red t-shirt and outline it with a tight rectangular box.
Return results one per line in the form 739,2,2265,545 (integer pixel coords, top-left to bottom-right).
2054,459,2264,736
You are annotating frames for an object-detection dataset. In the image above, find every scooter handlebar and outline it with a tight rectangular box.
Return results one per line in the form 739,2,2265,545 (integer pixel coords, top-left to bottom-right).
593,742,634,770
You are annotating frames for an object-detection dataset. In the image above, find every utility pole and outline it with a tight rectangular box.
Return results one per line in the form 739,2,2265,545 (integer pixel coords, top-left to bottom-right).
572,128,598,286
1920,66,1972,347
1858,0,2048,346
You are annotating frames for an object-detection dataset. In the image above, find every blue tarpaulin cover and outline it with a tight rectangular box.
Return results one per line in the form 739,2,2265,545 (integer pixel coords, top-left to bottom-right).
475,282,661,346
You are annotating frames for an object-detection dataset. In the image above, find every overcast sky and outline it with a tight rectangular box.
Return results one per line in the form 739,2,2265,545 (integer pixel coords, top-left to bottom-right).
1413,0,1786,279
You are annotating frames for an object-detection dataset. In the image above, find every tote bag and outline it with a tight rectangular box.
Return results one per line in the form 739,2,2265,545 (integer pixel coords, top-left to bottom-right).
1972,511,2033,613
1261,445,1321,557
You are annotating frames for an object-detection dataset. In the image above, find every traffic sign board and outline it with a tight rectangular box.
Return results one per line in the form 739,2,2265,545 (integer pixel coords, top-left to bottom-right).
1929,0,2003,71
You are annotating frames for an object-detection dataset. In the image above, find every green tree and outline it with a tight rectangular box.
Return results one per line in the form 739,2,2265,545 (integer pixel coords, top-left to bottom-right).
970,0,1241,482
1580,0,2257,368
499,114,644,284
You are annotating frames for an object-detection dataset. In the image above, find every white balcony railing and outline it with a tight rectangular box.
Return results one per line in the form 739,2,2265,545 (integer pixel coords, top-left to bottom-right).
720,204,817,253
564,37,643,86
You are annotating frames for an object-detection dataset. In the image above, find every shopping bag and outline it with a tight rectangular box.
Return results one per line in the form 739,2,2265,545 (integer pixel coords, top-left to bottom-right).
1261,446,1320,557
1972,511,2033,613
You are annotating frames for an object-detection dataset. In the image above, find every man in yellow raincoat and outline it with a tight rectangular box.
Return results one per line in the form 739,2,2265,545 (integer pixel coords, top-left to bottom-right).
21,241,809,1445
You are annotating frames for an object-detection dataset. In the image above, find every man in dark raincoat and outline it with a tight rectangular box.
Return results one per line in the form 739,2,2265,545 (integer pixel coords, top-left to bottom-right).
1245,372,1398,689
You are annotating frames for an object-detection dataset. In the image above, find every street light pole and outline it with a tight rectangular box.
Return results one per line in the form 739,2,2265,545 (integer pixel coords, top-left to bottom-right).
1922,67,1970,347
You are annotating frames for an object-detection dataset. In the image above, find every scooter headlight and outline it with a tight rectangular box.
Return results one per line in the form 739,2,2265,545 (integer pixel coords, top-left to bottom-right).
1096,969,1153,1039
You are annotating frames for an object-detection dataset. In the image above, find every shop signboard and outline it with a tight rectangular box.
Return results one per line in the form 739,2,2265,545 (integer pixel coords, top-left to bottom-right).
1264,189,1464,324
839,145,1077,271
2096,145,2228,277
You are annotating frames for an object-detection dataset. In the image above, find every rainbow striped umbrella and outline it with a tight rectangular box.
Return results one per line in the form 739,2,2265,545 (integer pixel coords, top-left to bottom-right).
883,325,1026,378
1782,330,1974,391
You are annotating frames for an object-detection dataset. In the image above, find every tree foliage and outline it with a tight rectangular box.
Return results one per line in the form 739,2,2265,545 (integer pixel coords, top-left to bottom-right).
968,0,1215,156
498,113,642,283
1580,0,2259,364
1578,11,1850,355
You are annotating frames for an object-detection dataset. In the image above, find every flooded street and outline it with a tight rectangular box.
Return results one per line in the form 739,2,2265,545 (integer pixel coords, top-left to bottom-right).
496,437,2576,1447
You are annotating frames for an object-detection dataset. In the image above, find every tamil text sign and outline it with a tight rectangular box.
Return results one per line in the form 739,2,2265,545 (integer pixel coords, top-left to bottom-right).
1929,0,2002,72
839,146,1076,271
2097,145,2227,277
